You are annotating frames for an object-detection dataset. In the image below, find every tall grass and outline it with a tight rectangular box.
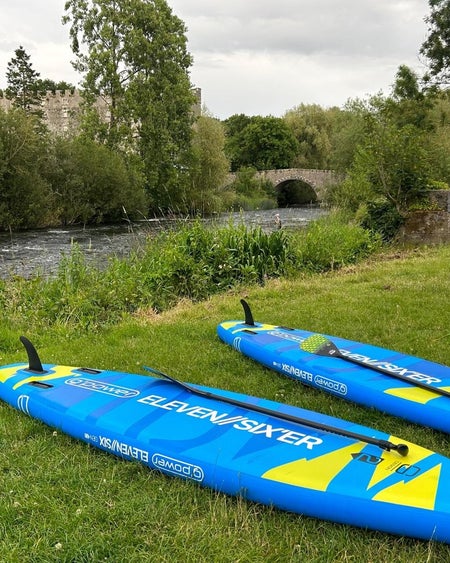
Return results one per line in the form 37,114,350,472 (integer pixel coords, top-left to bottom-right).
0,216,380,332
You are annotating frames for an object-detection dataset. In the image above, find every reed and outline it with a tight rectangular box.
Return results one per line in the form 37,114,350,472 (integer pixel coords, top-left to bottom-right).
0,218,380,332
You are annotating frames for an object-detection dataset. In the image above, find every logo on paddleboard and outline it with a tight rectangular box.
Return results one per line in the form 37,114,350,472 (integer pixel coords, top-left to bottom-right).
232,337,242,352
152,453,204,482
65,378,139,398
314,375,347,396
17,394,30,415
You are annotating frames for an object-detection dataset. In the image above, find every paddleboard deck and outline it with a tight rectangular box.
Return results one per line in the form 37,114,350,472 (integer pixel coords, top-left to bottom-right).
1,337,450,543
217,300,450,434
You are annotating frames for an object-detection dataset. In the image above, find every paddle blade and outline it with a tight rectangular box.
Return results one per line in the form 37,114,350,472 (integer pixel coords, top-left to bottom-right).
300,334,341,358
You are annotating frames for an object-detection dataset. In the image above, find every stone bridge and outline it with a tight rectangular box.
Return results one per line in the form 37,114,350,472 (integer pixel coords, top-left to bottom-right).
226,168,340,201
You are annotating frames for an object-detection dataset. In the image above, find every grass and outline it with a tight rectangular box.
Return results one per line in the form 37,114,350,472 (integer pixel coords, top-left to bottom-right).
0,244,449,561
0,215,378,333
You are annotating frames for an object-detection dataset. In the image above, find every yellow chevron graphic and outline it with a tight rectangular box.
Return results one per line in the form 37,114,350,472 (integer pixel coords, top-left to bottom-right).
367,438,433,489
221,321,277,333
262,442,366,491
12,365,78,390
384,386,448,404
0,365,27,383
372,463,441,510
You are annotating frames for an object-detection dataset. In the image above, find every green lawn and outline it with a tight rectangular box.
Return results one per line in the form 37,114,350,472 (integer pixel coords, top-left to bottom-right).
0,245,449,562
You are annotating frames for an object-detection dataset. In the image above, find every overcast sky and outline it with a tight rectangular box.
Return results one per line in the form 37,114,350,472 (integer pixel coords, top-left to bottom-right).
0,0,431,119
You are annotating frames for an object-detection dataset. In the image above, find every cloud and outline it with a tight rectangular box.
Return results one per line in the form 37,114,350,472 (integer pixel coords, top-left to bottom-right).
0,0,431,119
171,0,430,117
171,0,428,58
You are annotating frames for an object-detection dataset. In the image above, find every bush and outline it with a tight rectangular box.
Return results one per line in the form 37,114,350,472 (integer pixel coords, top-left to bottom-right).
295,214,381,272
359,200,405,242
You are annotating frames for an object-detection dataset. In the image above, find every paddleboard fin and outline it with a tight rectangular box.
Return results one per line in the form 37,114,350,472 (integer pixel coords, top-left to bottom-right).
240,299,255,326
20,336,46,374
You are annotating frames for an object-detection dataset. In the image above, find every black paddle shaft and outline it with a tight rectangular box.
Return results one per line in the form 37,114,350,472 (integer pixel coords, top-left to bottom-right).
144,365,409,457
307,337,450,401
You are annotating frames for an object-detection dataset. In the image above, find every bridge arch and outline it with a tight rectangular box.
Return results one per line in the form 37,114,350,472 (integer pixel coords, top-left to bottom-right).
225,168,339,203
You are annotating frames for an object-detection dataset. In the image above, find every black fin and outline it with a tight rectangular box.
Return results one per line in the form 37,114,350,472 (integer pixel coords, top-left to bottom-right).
20,336,46,373
240,299,255,326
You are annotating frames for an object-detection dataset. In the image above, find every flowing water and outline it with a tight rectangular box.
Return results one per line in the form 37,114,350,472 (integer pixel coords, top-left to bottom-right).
0,207,326,279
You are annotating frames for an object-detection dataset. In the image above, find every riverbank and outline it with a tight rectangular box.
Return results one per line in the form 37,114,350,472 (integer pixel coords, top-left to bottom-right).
0,207,326,279
0,243,449,561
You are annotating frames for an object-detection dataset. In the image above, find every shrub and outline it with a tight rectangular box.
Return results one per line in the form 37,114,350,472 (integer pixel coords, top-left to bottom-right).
295,214,381,272
359,200,405,242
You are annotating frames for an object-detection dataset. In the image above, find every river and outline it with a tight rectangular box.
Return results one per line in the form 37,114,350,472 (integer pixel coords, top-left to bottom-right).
0,207,326,279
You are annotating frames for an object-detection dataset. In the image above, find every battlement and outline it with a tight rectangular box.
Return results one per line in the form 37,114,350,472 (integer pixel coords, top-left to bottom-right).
0,87,201,134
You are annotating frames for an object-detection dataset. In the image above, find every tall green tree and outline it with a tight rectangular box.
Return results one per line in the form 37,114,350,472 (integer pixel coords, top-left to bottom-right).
63,0,195,213
46,136,148,225
0,109,51,229
224,116,298,171
384,65,434,129
283,104,335,169
223,114,253,171
5,46,43,114
420,0,450,84
187,116,230,214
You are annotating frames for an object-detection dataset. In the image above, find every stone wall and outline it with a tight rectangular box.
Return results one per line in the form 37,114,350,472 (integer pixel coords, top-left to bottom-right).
0,87,201,135
396,190,450,244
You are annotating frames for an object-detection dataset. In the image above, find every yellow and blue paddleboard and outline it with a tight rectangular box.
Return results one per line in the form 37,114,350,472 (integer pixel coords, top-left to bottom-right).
1,336,450,542
218,300,450,435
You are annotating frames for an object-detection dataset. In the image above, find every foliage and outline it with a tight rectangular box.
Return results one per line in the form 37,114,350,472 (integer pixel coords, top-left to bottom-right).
45,136,148,225
0,109,53,230
36,79,76,93
63,0,195,213
0,217,385,331
5,46,42,115
0,115,148,229
424,91,450,184
294,214,381,272
223,115,298,171
223,114,254,171
283,103,336,169
385,65,434,129
421,0,450,84
328,103,368,172
228,166,277,210
186,116,230,214
355,121,431,212
359,200,405,242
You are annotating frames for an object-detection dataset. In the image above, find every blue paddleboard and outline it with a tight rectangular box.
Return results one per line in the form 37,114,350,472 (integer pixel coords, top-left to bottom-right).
1,336,450,543
217,300,450,434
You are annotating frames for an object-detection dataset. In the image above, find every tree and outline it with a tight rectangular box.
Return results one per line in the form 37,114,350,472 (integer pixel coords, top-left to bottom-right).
384,65,433,129
36,79,76,94
0,109,52,229
63,0,195,213
224,116,298,171
223,114,253,171
420,0,450,84
5,46,43,114
187,116,230,214
46,136,148,225
283,104,335,169
346,120,431,213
